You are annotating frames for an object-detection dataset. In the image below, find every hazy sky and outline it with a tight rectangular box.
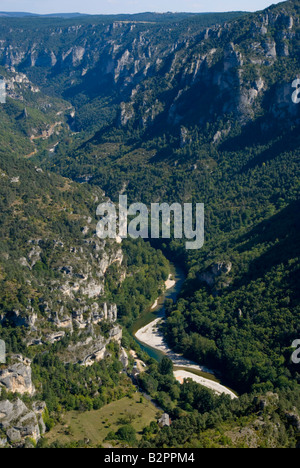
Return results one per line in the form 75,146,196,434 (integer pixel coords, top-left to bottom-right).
0,0,284,15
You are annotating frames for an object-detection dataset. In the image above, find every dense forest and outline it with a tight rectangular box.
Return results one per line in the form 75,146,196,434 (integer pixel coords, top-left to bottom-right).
0,0,299,449
41,0,300,396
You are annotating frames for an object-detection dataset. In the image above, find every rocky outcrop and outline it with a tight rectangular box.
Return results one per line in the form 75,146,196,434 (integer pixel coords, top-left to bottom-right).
6,227,124,363
120,101,135,126
79,280,104,298
180,126,190,148
119,347,129,369
4,68,40,101
255,392,279,412
0,398,46,447
65,324,123,366
0,309,35,328
285,410,300,432
72,302,118,329
0,3,298,135
0,357,35,396
198,262,232,288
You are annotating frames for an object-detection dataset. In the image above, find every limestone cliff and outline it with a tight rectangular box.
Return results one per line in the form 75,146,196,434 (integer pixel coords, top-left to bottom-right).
0,398,46,447
0,356,35,396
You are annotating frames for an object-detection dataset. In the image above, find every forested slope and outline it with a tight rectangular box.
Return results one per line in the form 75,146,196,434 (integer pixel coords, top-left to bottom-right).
0,1,299,448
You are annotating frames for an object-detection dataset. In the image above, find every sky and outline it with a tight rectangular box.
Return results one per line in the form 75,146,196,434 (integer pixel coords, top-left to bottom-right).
0,0,285,15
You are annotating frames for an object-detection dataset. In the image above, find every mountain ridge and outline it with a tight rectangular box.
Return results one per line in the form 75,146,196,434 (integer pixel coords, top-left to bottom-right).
0,0,299,448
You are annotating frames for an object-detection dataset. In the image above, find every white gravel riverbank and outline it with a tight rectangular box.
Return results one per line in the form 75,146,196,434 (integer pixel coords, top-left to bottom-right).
135,275,237,399
135,318,236,399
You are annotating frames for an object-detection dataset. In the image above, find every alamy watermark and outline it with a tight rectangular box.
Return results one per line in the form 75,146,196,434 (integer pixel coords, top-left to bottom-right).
96,196,204,250
0,340,6,363
0,79,6,104
291,340,300,364
290,82,300,365
292,78,300,104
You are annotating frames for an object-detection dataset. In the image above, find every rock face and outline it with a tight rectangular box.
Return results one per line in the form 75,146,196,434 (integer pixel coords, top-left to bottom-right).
285,410,300,431
198,262,232,287
74,301,116,326
115,6,299,131
119,347,129,369
0,357,47,447
0,398,46,447
0,3,298,137
0,358,35,396
66,324,123,366
0,223,125,354
0,155,126,434
255,392,279,412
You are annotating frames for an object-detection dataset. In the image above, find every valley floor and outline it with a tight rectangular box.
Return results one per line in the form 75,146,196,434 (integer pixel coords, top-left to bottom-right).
135,318,237,399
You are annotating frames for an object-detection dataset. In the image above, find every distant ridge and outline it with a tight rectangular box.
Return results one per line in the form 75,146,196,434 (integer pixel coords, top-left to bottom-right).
0,11,248,24
0,12,88,18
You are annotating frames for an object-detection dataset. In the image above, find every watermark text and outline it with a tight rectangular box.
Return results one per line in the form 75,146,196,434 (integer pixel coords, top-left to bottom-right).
292,78,300,104
0,340,6,363
291,340,300,364
0,80,6,104
96,196,204,250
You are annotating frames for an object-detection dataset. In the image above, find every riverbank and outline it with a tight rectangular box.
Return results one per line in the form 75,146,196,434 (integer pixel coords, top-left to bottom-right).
135,317,236,399
135,270,237,399
135,317,213,373
151,275,175,310
165,275,176,291
173,370,236,398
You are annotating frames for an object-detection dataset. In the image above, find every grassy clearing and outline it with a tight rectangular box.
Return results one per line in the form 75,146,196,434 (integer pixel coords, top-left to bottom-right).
45,392,160,447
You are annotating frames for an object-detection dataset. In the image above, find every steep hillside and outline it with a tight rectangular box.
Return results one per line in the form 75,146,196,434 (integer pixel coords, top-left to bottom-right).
0,65,73,159
37,0,299,394
0,11,248,135
0,1,299,449
43,0,299,186
0,152,123,344
0,151,169,447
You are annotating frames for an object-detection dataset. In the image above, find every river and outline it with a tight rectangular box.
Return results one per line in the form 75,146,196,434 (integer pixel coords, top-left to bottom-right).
133,264,237,399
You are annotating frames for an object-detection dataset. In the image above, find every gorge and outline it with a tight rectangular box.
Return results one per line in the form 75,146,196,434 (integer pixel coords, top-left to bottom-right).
0,0,299,448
